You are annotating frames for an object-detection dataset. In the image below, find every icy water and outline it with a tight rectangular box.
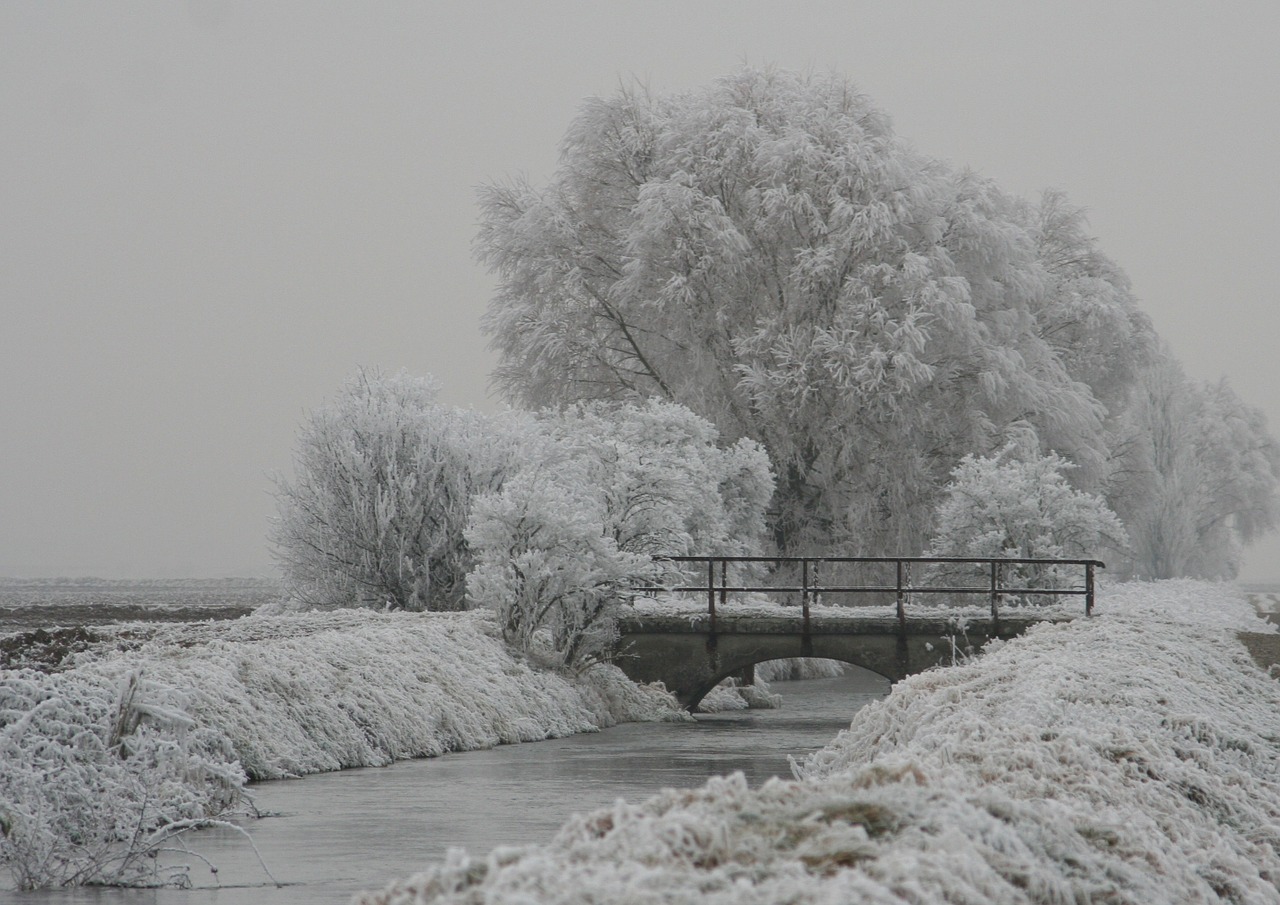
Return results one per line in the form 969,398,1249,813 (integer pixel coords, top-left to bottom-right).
10,670,887,905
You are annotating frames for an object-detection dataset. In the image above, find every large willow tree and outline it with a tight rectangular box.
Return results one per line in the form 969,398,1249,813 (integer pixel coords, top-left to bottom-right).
477,66,1152,556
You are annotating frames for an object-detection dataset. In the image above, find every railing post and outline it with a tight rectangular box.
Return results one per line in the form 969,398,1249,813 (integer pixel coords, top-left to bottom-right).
707,558,717,634
896,559,906,633
1085,562,1095,616
720,558,728,612
801,558,811,637
990,561,1001,625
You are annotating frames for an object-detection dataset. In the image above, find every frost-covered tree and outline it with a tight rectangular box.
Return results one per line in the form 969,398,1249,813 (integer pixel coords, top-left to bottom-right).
926,445,1128,591
542,400,774,562
477,66,1145,555
465,399,773,667
272,370,524,611
1109,350,1280,579
1029,190,1156,423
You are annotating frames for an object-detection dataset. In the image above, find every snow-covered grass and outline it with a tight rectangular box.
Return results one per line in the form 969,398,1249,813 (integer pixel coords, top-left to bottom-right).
0,668,247,889
356,581,1280,905
0,609,683,890
80,610,682,780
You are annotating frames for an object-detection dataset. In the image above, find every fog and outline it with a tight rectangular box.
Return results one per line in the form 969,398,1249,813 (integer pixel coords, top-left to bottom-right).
2,2,1277,580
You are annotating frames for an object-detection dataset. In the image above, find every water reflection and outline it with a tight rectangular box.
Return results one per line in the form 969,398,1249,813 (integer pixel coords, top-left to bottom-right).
11,669,887,905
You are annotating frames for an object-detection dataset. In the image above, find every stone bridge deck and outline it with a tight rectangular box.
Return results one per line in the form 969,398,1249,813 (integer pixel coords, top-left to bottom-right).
615,610,1062,710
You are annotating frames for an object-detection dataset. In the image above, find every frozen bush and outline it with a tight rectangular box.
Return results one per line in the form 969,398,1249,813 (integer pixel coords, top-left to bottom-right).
925,445,1128,595
541,400,774,562
465,466,658,670
466,399,774,668
272,370,529,611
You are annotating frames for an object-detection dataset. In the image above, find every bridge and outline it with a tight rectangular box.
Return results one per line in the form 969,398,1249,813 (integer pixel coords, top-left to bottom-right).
613,555,1102,710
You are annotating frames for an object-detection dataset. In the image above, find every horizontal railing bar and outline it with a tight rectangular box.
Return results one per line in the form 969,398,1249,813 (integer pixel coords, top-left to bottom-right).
645,585,1088,596
655,555,1106,567
636,555,1101,625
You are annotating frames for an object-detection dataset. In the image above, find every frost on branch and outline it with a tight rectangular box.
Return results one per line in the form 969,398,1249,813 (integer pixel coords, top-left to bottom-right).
466,466,653,670
271,369,528,611
466,399,774,668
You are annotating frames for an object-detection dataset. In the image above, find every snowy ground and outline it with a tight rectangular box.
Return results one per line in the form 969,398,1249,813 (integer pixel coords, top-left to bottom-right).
356,581,1280,905
0,609,682,889
0,577,280,633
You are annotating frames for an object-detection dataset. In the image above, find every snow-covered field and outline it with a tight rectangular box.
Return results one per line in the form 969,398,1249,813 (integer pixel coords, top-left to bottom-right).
0,577,280,633
0,609,681,889
357,581,1280,905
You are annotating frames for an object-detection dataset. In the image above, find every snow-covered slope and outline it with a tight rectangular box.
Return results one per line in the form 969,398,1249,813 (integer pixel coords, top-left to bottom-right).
0,609,680,889
357,581,1280,905
75,610,679,780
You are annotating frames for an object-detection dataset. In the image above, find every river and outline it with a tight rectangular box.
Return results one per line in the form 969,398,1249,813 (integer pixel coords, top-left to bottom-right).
10,669,888,905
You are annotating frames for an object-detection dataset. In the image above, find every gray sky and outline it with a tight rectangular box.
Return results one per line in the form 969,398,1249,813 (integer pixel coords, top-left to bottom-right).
3,2,1278,580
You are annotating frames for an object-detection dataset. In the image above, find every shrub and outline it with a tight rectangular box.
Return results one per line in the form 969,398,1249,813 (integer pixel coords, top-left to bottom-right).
926,446,1128,595
272,370,527,611
466,400,774,667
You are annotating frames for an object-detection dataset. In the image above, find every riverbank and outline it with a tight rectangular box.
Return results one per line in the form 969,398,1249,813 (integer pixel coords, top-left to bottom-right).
0,609,683,889
357,580,1280,904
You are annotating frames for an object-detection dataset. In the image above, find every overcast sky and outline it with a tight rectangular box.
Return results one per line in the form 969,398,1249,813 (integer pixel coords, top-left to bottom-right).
2,2,1277,581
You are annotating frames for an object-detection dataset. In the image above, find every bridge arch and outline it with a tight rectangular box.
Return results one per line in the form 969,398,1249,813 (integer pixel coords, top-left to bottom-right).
614,621,986,711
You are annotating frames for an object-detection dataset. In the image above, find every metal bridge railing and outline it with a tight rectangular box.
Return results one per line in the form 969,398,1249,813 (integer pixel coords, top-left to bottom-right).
641,555,1104,635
